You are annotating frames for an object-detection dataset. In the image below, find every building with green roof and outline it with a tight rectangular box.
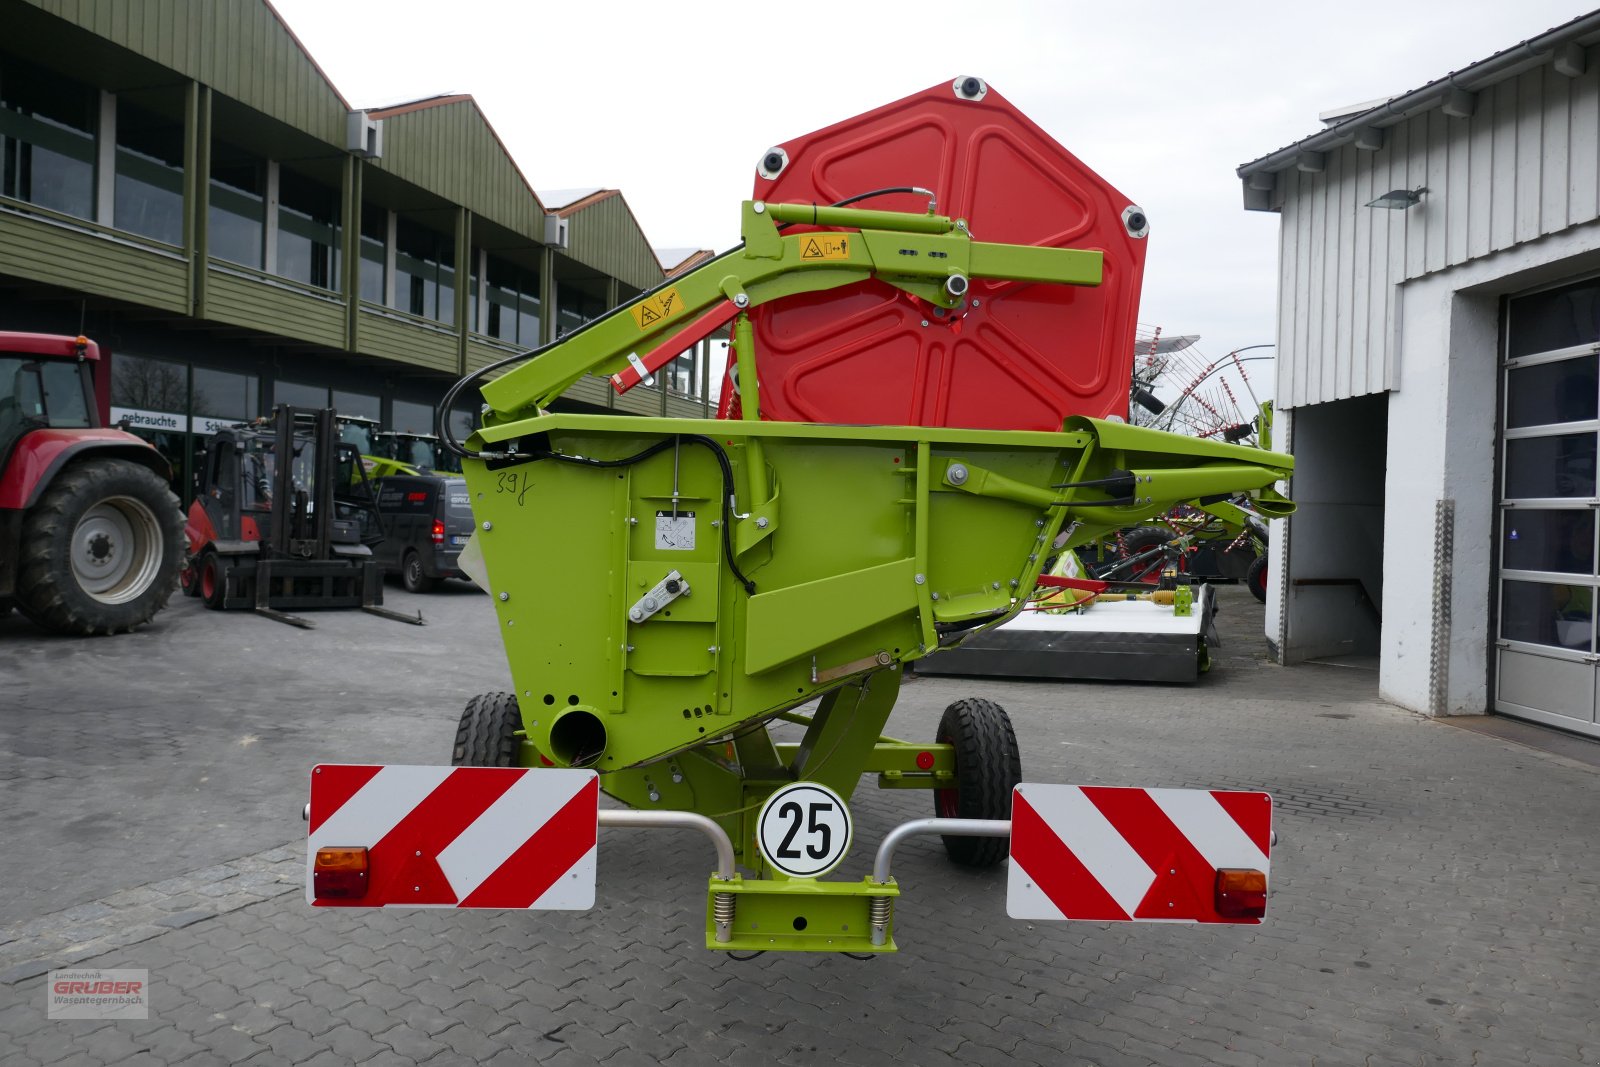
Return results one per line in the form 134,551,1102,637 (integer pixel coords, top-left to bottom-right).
0,0,712,493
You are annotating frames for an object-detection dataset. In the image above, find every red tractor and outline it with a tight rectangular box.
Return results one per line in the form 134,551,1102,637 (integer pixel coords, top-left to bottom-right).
0,332,185,634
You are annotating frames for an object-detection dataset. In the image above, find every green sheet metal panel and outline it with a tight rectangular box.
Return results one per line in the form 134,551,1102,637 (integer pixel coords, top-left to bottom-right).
25,0,347,146
356,305,457,374
562,193,665,291
365,100,544,245
204,268,345,348
0,211,188,311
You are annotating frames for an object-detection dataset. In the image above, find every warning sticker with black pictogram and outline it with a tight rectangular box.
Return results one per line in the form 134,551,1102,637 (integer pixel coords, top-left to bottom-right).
799,236,851,261
630,287,684,331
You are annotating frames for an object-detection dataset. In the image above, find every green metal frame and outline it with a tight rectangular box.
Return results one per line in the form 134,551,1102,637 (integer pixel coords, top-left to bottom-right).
461,201,1293,951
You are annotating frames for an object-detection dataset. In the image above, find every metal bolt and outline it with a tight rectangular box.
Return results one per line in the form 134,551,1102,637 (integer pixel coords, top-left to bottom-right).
753,201,767,213
1010,579,1019,588
628,516,638,526
914,573,926,585
971,299,981,307
992,581,1001,589
647,784,661,802
671,768,684,783
755,516,768,528
1036,518,1046,527
482,521,493,531
931,592,940,601
707,645,720,653
735,293,750,308
920,319,930,327
711,519,721,528
499,592,509,602
947,463,968,486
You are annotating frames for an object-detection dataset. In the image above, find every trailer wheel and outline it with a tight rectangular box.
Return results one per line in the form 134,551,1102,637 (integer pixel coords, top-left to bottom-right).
934,698,1021,868
401,550,439,594
1246,555,1268,603
453,691,524,767
15,459,184,635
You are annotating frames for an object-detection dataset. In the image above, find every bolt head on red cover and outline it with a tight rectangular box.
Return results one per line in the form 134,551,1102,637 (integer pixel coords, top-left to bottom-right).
743,77,1147,431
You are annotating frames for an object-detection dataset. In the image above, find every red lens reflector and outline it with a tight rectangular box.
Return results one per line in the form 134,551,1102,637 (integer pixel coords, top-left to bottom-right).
314,846,369,899
407,491,428,502
915,751,935,770
1214,868,1267,919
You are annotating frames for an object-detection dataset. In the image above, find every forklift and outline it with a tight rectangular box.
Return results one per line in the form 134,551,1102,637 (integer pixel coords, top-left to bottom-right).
181,406,422,628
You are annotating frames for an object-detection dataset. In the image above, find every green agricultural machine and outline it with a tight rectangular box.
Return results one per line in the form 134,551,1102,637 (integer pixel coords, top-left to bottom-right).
308,79,1292,952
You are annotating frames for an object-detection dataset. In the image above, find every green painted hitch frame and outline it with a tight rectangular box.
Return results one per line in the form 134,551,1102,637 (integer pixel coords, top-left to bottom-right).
457,201,1293,952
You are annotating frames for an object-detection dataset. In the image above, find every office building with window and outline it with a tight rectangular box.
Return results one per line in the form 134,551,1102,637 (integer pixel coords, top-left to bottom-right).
0,0,714,496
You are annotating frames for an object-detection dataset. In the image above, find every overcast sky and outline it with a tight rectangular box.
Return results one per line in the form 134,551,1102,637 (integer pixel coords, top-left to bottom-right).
273,0,1592,403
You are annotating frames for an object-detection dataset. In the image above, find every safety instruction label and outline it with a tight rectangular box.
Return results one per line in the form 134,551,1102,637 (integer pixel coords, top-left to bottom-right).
799,236,851,260
631,288,685,330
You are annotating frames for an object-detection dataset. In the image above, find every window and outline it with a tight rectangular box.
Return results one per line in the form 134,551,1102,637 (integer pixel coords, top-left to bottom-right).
557,286,606,339
114,97,184,246
0,58,96,219
278,169,341,290
275,379,328,410
392,399,434,436
191,367,258,435
359,205,387,304
332,389,379,421
393,216,454,323
480,253,539,345
110,354,187,414
209,147,265,268
666,351,698,396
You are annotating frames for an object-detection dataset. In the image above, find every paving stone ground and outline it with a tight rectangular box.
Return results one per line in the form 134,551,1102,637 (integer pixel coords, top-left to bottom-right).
2,583,1597,1066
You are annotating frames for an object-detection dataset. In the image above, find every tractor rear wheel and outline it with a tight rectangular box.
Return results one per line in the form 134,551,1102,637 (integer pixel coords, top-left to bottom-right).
453,691,524,767
1247,555,1269,603
15,459,184,635
934,697,1021,868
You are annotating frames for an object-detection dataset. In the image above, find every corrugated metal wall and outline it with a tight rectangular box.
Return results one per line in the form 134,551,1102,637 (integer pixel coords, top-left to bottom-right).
29,0,347,146
367,102,545,243
1276,59,1600,409
564,195,665,291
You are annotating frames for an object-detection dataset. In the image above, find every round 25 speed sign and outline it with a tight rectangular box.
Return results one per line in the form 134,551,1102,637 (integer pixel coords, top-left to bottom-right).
756,782,852,878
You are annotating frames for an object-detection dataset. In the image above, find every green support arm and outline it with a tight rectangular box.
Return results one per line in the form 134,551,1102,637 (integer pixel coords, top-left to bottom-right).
475,202,1104,427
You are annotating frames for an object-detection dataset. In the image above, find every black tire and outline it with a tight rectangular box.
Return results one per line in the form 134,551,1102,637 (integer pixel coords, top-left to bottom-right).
1119,525,1174,584
453,691,523,767
14,459,185,635
179,556,202,598
199,551,227,610
1247,554,1269,603
934,698,1021,868
401,550,439,594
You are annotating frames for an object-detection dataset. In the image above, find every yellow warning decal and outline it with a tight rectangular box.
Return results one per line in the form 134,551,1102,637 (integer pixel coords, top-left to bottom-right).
631,287,685,331
799,235,851,261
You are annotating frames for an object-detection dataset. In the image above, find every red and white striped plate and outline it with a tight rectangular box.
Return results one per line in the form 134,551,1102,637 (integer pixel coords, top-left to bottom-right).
306,765,599,910
1007,784,1272,924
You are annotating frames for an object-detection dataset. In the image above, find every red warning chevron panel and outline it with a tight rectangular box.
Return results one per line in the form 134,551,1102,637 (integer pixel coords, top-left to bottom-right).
306,765,599,910
1007,784,1272,925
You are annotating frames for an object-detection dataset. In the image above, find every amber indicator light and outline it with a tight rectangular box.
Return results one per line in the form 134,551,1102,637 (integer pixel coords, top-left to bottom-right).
1213,867,1267,919
314,846,370,899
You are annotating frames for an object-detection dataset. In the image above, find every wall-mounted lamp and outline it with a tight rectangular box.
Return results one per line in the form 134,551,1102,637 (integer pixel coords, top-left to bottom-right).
1365,187,1427,210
